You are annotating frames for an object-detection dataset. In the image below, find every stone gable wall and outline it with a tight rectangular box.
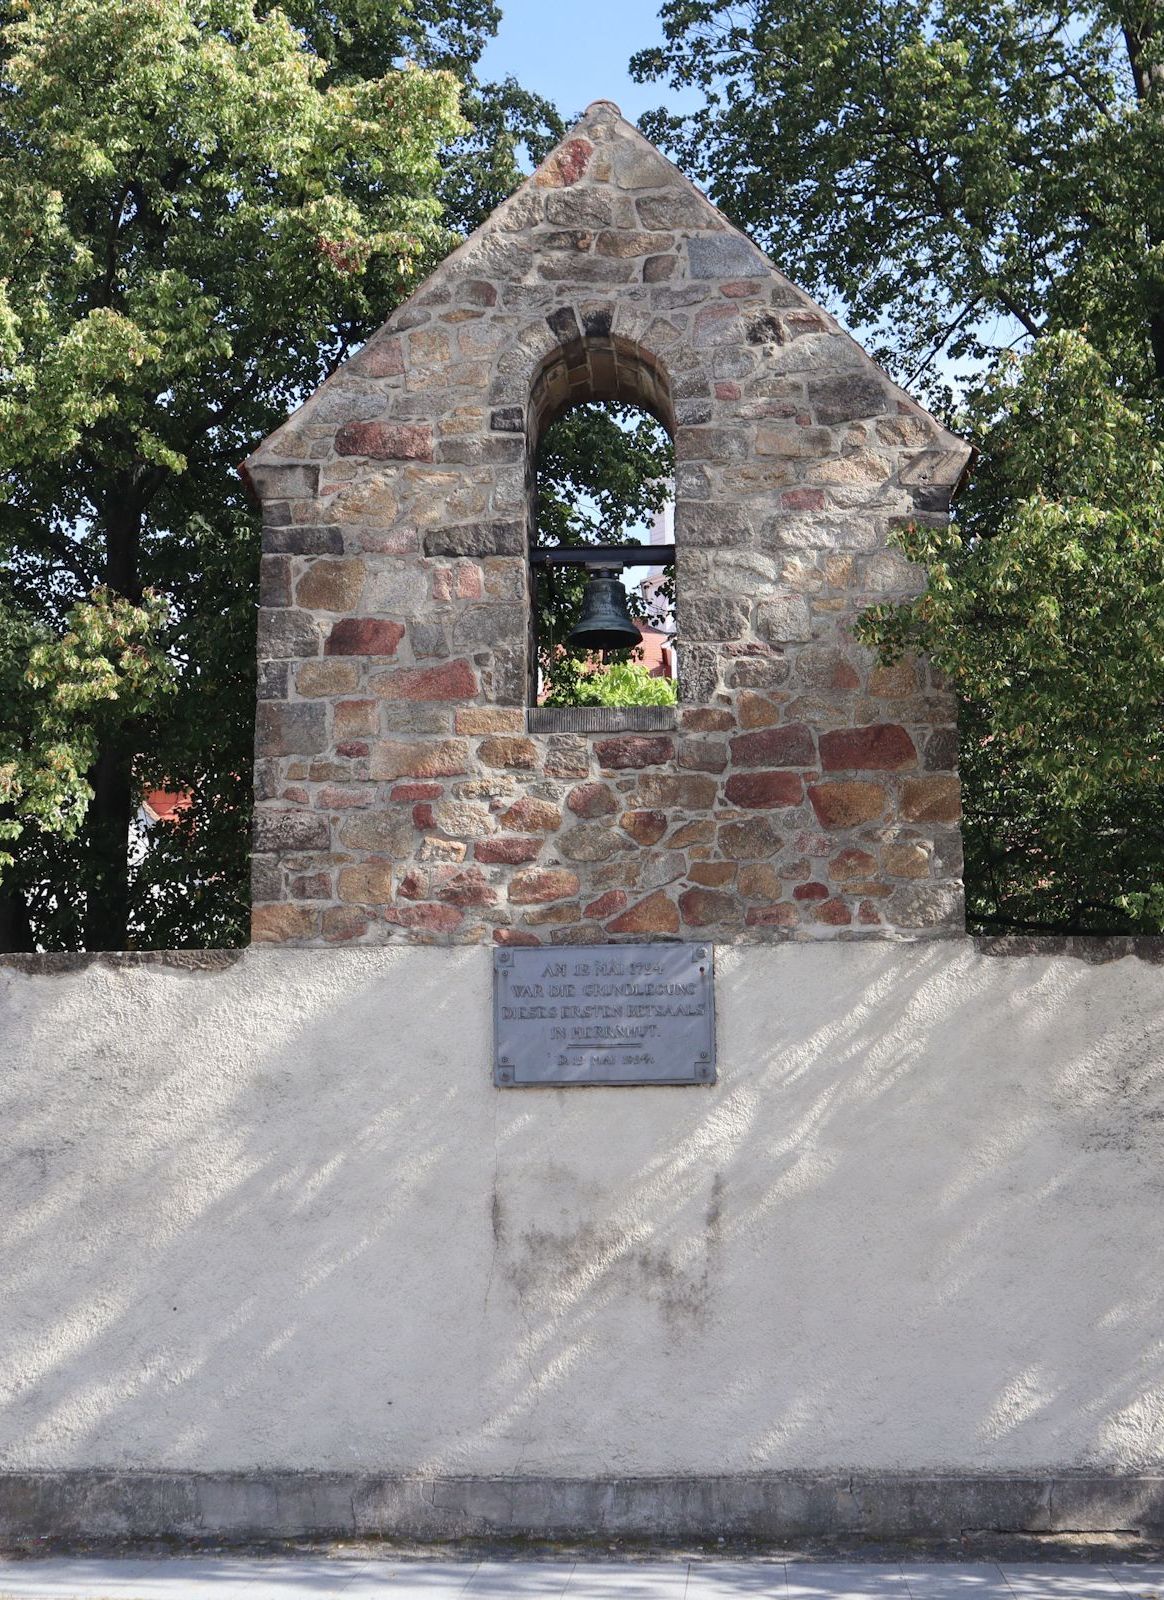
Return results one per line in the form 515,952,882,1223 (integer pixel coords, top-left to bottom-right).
244,102,971,947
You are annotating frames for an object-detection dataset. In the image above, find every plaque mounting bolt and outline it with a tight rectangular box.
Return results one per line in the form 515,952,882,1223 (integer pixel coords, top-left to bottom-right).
695,947,707,960
498,1068,513,1084
497,952,512,965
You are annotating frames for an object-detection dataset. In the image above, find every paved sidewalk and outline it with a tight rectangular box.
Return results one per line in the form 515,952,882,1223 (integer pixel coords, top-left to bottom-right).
0,1559,1162,1600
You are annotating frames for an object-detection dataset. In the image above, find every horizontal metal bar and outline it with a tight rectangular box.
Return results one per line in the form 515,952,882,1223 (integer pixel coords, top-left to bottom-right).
531,543,675,569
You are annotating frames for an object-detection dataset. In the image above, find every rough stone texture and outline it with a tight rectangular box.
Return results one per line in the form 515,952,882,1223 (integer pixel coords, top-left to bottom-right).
3,943,1164,1507
241,102,970,947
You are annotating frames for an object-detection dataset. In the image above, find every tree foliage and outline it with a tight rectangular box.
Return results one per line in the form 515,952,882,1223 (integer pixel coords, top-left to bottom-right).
632,0,1164,403
634,0,1164,931
859,333,1164,931
0,588,171,854
544,659,678,708
0,0,557,949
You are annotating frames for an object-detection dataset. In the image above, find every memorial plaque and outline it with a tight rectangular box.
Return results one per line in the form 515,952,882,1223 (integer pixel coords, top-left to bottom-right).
493,942,715,1087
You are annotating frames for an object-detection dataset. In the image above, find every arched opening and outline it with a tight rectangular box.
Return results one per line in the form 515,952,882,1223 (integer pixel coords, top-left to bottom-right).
527,334,677,709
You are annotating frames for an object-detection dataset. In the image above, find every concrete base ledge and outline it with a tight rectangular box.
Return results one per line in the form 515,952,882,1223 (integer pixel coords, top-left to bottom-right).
2,1473,1163,1541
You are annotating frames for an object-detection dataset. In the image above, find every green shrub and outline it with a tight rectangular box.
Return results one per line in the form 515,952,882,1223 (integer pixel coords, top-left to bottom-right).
546,659,677,707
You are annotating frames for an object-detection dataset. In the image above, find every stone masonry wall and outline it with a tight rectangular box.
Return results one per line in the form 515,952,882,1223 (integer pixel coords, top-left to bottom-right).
242,101,972,948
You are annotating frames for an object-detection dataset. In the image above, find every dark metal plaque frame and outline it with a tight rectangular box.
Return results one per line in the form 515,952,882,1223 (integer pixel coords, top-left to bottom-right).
493,942,715,1088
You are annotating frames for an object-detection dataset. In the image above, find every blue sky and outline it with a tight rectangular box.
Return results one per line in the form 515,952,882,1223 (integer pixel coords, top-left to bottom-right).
476,0,701,127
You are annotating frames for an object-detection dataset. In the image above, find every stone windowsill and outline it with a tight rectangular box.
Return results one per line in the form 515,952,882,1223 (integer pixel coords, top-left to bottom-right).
526,705,678,734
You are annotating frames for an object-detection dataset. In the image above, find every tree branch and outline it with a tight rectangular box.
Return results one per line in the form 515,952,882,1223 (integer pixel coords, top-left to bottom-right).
906,295,985,384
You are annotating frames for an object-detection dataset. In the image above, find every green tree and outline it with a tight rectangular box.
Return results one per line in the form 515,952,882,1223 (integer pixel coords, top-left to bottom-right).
859,333,1164,932
0,588,172,947
631,0,1164,401
0,0,557,950
633,0,1164,931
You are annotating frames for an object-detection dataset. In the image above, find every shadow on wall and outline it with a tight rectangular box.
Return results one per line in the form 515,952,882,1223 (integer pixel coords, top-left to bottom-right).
1,945,1163,1476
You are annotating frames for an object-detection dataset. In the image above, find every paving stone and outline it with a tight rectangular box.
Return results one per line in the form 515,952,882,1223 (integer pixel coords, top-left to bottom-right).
0,1560,1139,1600
999,1568,1137,1600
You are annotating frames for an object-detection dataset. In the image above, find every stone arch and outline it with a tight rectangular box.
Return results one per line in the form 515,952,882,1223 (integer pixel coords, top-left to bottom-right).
528,328,676,439
524,326,681,704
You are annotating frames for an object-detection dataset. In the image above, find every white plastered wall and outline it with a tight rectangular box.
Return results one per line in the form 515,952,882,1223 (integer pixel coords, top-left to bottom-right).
1,944,1162,1476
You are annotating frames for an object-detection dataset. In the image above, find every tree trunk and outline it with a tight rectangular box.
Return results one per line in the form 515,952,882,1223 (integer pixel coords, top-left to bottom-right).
0,882,34,952
80,490,145,949
82,742,134,949
105,493,144,602
1122,17,1164,387
0,805,36,951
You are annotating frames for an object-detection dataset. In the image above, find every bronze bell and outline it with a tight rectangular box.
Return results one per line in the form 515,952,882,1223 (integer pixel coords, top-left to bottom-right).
567,566,642,653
